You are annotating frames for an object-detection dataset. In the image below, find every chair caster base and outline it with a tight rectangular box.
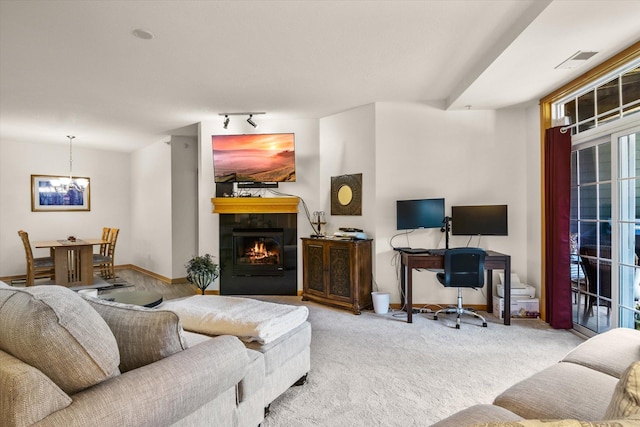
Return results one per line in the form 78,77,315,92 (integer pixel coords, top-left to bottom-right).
434,306,488,329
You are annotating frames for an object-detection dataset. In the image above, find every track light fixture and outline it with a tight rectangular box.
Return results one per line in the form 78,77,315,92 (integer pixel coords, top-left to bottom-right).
218,112,265,129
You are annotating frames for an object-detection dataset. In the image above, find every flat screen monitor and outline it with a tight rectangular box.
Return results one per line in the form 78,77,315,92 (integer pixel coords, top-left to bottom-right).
212,133,296,183
451,205,508,236
396,198,445,230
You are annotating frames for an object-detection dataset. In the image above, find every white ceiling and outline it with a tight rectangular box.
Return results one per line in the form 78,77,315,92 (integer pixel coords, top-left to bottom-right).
1,0,639,152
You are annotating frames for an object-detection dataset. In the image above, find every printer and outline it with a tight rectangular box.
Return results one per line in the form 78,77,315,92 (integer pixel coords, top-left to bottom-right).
496,273,536,299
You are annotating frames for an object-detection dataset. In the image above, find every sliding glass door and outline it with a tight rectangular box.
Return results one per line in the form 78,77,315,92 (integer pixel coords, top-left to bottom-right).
570,126,639,335
571,139,612,334
618,130,640,330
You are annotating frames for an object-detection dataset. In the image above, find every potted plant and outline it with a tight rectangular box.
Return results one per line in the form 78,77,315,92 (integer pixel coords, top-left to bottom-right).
185,254,220,295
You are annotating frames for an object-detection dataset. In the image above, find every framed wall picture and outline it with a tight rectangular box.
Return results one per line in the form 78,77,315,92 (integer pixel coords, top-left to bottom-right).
331,173,362,215
31,174,91,212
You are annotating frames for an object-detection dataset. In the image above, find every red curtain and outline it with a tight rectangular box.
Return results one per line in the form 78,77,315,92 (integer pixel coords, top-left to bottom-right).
544,127,572,329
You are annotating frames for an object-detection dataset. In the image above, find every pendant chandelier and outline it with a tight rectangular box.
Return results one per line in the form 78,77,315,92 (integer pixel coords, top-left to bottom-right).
50,136,89,193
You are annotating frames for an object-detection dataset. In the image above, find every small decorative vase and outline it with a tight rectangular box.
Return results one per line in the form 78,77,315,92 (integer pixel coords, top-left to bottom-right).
191,271,216,295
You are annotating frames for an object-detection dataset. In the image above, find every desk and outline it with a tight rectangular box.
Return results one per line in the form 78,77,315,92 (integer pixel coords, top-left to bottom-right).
400,250,511,325
33,239,105,287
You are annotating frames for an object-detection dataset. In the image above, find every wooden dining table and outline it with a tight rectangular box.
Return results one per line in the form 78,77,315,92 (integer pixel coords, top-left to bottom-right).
33,238,106,287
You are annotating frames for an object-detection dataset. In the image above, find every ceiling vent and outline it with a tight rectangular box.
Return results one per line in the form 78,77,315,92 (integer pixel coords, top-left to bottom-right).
555,51,598,70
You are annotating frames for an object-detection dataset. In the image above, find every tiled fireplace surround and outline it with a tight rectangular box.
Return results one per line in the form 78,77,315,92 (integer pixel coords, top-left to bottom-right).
212,197,299,295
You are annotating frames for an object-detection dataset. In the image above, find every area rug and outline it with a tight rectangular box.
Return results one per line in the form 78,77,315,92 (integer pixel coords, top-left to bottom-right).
254,297,585,426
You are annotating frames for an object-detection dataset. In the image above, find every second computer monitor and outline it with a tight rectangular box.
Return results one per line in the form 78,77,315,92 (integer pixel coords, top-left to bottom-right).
451,204,508,236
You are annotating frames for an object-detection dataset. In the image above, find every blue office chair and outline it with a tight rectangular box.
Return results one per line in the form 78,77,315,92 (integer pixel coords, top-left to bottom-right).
433,248,488,329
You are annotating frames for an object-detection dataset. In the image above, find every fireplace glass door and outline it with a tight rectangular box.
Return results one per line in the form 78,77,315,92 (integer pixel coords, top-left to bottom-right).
232,228,284,276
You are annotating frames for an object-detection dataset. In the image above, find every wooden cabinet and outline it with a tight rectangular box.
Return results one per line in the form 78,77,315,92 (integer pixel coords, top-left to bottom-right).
301,237,373,314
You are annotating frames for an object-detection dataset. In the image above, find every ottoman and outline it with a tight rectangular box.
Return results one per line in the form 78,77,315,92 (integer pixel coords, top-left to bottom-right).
161,296,312,419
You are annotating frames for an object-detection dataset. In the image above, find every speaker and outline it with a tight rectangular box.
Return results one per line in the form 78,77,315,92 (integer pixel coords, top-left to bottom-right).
237,182,278,189
216,183,234,197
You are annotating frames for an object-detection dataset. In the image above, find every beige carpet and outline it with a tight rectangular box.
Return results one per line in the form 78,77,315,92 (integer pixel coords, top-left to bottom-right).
255,297,585,427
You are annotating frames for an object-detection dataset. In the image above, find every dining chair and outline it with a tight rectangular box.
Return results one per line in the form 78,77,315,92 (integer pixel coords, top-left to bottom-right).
99,226,110,254
433,247,488,329
579,245,612,326
17,230,55,286
93,227,111,278
93,227,119,279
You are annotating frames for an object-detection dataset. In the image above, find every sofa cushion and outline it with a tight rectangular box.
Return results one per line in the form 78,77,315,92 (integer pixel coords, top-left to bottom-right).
431,404,522,427
471,417,640,426
36,335,250,426
604,361,640,419
182,330,213,347
0,285,120,394
0,350,72,427
84,295,188,372
562,328,640,379
493,362,618,421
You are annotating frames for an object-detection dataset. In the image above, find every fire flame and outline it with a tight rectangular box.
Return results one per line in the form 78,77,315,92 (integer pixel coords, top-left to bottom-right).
246,241,279,263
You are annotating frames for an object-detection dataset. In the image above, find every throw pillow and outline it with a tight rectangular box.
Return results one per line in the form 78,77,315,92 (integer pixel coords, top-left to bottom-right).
0,351,72,427
84,295,188,372
604,360,640,419
0,285,120,394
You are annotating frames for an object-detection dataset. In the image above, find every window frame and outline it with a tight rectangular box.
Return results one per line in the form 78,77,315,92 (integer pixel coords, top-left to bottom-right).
539,41,640,321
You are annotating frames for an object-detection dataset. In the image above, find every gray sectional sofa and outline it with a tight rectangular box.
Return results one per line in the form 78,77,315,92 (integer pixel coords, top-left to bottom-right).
0,283,310,427
432,327,640,426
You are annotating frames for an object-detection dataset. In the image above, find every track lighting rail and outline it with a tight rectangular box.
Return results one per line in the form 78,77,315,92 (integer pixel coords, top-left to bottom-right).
218,112,265,129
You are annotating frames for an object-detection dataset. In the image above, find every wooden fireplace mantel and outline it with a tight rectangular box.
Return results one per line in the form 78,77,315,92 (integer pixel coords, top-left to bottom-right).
211,197,299,214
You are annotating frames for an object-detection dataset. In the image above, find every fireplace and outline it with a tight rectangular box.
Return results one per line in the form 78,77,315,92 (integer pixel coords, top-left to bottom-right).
232,228,284,276
218,211,297,295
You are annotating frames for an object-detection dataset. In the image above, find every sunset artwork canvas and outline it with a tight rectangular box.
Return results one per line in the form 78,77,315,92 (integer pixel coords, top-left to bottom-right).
212,133,296,183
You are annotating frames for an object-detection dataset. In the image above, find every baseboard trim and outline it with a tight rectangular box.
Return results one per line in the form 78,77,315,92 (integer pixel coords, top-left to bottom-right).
389,303,488,311
120,264,192,285
119,264,174,284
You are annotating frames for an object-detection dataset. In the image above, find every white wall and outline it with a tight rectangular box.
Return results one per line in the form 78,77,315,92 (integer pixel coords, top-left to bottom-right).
0,139,131,277
197,118,320,292
372,101,531,305
319,104,377,234
129,141,173,278
171,135,198,278
524,102,542,295
1,103,544,300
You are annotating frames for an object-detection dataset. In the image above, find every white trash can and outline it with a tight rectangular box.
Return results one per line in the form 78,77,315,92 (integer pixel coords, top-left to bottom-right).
371,292,390,314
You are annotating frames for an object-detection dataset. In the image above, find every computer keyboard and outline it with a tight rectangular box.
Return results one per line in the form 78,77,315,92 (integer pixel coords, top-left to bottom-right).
401,248,429,254
427,249,446,256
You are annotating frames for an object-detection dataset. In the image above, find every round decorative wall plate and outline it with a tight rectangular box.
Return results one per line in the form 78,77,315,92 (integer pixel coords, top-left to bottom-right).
331,173,362,216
